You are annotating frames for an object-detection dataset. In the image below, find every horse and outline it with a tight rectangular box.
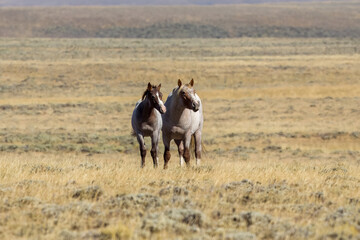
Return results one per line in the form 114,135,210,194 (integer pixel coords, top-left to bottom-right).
162,79,203,169
131,82,166,168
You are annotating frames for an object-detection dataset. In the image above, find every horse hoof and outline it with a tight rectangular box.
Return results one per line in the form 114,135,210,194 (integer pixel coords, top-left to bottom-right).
196,159,201,166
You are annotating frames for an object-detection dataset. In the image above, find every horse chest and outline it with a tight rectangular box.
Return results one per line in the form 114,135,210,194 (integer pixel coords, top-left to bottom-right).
170,126,186,136
140,118,158,134
141,121,154,131
163,111,192,138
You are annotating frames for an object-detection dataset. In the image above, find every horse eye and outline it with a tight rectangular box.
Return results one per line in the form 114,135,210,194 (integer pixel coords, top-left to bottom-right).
181,91,185,96
152,96,155,99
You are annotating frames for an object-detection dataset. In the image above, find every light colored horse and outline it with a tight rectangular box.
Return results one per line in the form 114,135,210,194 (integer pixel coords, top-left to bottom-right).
162,79,203,169
132,83,166,168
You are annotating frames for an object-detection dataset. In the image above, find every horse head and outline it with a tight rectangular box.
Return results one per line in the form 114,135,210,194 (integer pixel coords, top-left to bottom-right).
177,79,200,112
143,82,166,114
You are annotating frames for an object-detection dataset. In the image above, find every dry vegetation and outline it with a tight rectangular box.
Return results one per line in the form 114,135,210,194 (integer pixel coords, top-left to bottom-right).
1,37,360,239
0,0,337,6
1,2,360,38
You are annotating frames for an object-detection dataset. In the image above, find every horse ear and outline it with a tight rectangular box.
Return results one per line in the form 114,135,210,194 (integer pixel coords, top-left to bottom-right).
189,78,194,87
178,79,182,87
147,82,152,91
158,83,161,90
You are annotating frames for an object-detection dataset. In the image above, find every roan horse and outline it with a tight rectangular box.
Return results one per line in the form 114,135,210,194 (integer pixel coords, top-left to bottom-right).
162,79,203,169
132,83,166,168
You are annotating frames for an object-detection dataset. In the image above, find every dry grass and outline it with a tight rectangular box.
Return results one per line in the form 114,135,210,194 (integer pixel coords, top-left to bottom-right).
0,37,360,239
1,153,359,239
1,2,360,38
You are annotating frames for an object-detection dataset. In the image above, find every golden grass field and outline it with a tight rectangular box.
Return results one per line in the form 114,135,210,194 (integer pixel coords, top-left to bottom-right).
1,37,360,239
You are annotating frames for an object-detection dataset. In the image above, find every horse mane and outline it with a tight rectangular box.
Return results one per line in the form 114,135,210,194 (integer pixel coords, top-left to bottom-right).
175,86,183,95
141,85,157,100
141,90,148,100
175,83,193,96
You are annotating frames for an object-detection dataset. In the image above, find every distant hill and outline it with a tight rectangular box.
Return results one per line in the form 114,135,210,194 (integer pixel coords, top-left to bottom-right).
0,0,330,6
0,2,359,38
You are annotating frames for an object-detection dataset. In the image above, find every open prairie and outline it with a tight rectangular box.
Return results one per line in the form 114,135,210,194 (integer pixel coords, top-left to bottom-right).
1,38,360,239
1,2,360,38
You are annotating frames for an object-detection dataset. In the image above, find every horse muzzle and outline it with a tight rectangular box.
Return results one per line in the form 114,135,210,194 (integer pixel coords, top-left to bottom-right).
192,102,200,112
159,105,167,114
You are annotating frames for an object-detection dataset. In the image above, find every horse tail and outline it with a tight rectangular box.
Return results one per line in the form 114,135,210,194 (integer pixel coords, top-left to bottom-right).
202,141,207,156
190,135,195,157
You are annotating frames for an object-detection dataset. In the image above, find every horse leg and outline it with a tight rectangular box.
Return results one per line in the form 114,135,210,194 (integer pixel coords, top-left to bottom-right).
175,139,185,167
136,133,146,168
163,135,171,169
183,133,192,167
194,130,202,166
150,131,160,168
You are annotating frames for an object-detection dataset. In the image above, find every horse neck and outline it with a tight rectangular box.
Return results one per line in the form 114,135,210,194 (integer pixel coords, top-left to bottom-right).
169,94,188,120
140,97,155,119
